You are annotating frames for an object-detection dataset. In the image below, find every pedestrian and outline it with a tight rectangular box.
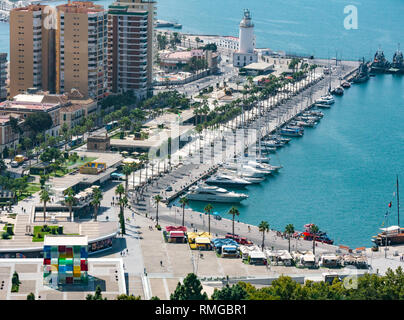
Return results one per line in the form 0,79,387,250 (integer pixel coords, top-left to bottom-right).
127,249,129,255
160,260,163,267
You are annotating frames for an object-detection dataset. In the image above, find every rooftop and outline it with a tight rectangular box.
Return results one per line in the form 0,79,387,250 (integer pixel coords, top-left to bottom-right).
44,235,88,246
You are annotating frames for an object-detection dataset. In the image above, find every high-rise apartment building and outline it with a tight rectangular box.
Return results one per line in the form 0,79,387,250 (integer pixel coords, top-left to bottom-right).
107,0,156,99
56,1,108,100
0,53,7,101
9,4,56,98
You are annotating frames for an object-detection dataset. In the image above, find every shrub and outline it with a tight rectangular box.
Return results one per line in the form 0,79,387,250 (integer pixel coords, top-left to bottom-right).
1,232,10,239
51,228,56,235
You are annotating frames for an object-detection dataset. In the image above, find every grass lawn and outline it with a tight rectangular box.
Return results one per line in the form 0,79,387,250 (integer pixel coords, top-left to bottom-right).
110,132,123,139
26,183,41,194
66,156,97,167
16,183,42,201
32,225,78,242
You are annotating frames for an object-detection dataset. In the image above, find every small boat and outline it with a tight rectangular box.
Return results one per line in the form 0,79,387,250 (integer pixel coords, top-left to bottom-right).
314,103,331,109
372,176,403,246
301,224,334,245
331,86,344,96
280,128,303,137
352,58,370,83
341,81,351,88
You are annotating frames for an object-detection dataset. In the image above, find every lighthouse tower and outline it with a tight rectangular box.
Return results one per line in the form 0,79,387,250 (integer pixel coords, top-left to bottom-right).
233,9,258,67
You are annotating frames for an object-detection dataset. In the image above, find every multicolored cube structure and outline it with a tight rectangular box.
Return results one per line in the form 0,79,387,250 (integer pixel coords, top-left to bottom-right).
43,235,89,286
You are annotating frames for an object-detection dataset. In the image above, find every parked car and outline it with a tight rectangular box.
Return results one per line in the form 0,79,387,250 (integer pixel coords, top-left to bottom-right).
10,161,19,168
165,186,173,192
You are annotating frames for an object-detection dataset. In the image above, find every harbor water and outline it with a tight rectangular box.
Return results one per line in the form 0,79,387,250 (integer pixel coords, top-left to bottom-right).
173,73,404,248
0,0,402,248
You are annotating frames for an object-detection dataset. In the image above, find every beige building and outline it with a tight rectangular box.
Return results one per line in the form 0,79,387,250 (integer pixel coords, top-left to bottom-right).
9,4,56,99
56,1,108,100
0,115,23,153
0,92,65,137
59,89,97,129
107,0,156,99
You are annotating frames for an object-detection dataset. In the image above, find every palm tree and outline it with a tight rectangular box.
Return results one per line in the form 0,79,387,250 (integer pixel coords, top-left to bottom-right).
258,221,269,251
227,206,240,237
122,164,133,195
40,189,50,222
64,187,76,222
285,224,295,253
204,203,213,234
115,184,125,203
119,196,128,235
179,196,189,227
154,195,162,226
91,187,103,221
310,224,320,255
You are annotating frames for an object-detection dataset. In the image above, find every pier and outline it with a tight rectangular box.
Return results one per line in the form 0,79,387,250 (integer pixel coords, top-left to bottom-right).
128,58,360,253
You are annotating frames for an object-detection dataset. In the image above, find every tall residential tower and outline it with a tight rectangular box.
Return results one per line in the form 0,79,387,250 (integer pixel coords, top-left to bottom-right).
9,5,56,98
56,1,108,100
107,0,156,99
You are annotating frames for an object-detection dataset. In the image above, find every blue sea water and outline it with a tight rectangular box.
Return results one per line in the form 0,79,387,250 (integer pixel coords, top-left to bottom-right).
174,74,404,248
0,0,403,247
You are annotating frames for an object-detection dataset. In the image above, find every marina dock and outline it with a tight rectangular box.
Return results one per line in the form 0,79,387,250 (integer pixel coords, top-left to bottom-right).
129,59,360,252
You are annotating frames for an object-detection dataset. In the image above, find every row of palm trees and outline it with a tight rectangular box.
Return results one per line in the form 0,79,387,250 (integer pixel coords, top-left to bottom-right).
189,65,319,139
154,194,321,254
38,186,103,223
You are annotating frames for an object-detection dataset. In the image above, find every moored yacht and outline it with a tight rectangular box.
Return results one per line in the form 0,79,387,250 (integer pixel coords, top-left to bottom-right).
315,95,335,105
185,184,248,203
206,173,252,187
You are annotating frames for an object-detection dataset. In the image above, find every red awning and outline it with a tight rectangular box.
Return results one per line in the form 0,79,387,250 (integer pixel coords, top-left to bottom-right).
169,231,185,238
166,226,187,232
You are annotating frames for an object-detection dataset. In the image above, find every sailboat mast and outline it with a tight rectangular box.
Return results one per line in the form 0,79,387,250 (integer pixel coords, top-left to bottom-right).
397,175,400,227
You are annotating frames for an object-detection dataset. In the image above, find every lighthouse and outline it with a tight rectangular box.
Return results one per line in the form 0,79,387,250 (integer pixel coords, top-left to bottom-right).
233,9,258,67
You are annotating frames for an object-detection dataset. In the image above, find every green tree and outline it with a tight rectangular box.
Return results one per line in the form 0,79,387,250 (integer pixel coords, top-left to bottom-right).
26,292,35,300
116,294,141,300
86,285,106,300
25,112,53,136
154,194,162,226
227,206,240,237
119,196,128,235
64,187,76,221
285,224,295,253
211,283,248,300
204,203,213,234
258,221,269,251
91,187,103,221
179,196,189,227
310,224,320,255
170,273,208,300
40,189,50,222
122,164,133,195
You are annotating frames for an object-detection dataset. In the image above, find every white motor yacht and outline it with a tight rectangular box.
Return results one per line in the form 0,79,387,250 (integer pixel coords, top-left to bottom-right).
206,173,252,187
315,95,335,105
185,184,248,203
222,164,270,177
